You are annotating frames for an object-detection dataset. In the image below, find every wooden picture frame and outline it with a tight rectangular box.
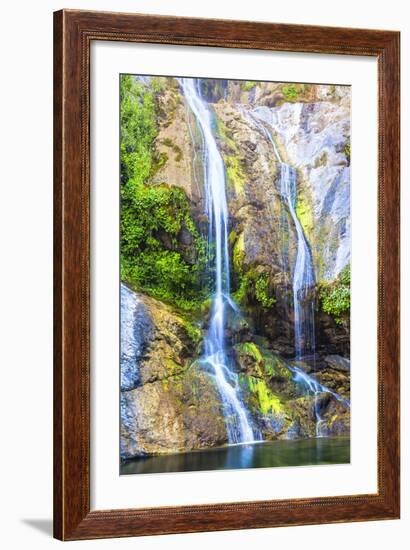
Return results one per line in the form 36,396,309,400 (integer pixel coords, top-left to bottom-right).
54,9,400,540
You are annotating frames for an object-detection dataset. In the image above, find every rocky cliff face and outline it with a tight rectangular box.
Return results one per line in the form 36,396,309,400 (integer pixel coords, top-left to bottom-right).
121,284,227,459
120,77,351,460
120,285,350,459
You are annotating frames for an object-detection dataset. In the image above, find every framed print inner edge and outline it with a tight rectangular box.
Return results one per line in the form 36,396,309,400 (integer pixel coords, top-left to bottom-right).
53,9,400,541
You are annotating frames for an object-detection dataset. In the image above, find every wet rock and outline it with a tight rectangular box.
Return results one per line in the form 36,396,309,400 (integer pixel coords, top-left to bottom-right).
316,310,350,357
324,354,350,372
120,284,153,391
120,288,230,459
121,365,227,458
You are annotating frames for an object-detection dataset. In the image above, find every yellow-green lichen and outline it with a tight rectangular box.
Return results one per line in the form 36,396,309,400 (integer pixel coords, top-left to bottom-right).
295,191,314,238
241,81,257,92
225,155,246,195
237,342,263,363
215,116,237,151
263,354,293,380
233,232,245,271
244,376,283,415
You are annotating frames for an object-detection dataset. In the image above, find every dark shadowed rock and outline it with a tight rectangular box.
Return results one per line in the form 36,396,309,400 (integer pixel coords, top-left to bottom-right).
324,354,350,372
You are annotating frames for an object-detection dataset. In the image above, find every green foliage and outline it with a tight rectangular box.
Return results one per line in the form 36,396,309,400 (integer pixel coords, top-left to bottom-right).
232,264,276,311
255,273,276,308
282,84,299,101
215,115,237,151
120,75,157,186
319,265,351,324
241,81,257,91
151,77,167,93
180,319,202,345
120,75,207,312
263,354,293,380
232,274,249,306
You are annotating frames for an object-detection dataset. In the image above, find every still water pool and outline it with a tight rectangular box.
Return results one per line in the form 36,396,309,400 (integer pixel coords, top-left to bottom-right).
120,436,350,475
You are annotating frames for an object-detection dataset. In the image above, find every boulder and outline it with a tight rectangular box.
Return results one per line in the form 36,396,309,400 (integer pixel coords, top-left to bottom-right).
324,354,350,372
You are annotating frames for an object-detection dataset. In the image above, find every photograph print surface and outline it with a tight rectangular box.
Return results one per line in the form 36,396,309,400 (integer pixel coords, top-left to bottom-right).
120,75,351,475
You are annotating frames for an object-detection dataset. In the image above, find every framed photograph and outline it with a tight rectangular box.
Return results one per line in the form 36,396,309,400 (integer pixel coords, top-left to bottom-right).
54,9,400,540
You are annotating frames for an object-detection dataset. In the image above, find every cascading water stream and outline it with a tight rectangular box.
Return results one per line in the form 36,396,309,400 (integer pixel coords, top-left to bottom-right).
289,365,350,437
251,114,316,360
180,78,257,444
250,111,329,435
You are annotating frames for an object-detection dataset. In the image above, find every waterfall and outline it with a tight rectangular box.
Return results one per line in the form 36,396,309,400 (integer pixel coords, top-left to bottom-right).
180,77,257,444
279,164,316,361
289,365,350,437
250,111,327,436
251,112,316,361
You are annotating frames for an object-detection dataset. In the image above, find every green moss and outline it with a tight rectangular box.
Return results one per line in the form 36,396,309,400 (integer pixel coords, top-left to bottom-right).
232,232,245,272
319,264,351,324
330,414,338,426
295,190,314,238
241,375,283,415
214,115,247,195
231,257,275,310
180,318,202,345
228,230,238,246
263,354,293,380
161,138,183,162
214,116,237,151
164,358,184,375
232,275,249,306
225,155,246,195
237,342,263,363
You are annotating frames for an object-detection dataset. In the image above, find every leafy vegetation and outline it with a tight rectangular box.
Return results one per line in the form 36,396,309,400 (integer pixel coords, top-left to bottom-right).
232,269,276,311
120,75,208,312
282,84,299,101
241,81,257,91
319,265,351,324
231,232,276,310
255,273,276,308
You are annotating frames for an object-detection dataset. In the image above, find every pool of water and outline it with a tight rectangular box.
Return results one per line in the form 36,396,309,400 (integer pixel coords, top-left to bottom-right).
120,436,350,475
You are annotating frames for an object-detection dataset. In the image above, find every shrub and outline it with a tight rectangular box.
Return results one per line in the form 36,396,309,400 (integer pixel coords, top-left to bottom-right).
120,75,208,312
241,81,257,92
282,84,299,101
319,265,350,324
